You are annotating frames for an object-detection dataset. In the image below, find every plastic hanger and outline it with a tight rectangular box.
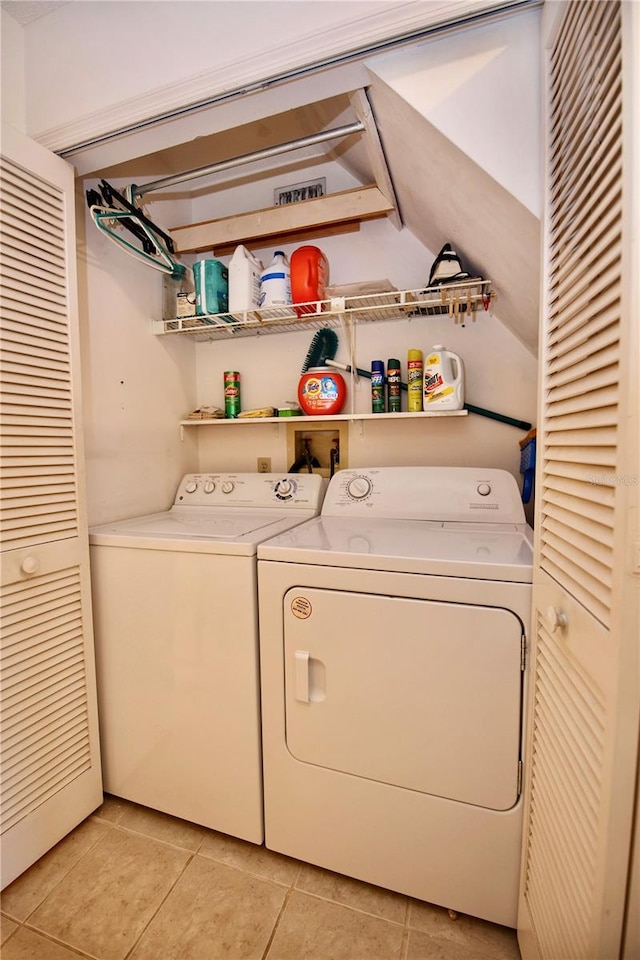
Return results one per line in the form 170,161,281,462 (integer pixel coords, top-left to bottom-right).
86,180,186,279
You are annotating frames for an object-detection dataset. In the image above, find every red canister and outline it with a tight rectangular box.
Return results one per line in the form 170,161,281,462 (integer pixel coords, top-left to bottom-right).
298,367,346,416
291,245,329,316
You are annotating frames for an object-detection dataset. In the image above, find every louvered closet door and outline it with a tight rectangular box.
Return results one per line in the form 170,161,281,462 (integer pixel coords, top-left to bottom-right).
517,3,639,959
0,124,102,889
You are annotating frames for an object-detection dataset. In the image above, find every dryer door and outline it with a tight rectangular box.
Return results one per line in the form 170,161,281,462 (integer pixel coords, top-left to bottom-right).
283,587,523,811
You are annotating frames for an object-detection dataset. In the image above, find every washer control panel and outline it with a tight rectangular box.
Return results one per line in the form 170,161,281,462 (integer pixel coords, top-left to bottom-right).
174,473,324,509
322,467,525,524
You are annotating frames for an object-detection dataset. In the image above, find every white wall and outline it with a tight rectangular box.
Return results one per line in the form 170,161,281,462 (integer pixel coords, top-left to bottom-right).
369,8,541,216
77,188,198,524
14,1,511,149
1,9,26,131
20,1,395,137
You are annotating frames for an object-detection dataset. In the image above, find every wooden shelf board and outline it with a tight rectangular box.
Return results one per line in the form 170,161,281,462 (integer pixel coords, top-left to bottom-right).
181,411,469,426
171,186,394,254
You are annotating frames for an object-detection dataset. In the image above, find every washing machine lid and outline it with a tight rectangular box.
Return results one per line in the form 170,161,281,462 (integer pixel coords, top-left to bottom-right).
89,507,320,556
258,515,534,582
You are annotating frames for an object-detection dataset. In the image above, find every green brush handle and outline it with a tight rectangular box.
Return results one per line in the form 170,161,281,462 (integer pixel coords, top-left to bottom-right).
463,403,532,431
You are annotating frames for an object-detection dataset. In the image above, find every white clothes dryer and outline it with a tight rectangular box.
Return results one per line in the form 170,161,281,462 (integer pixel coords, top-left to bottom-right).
257,466,533,926
89,472,324,844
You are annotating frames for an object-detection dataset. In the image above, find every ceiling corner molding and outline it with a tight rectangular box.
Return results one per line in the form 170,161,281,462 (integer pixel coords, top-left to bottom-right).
33,0,536,157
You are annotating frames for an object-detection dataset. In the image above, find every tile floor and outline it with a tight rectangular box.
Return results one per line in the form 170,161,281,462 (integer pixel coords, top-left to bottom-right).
1,796,522,960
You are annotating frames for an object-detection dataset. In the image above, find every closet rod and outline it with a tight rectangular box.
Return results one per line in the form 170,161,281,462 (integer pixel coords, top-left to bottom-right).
132,121,365,199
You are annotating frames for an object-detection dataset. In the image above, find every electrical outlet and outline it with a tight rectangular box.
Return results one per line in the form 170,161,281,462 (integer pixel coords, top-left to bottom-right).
257,457,271,473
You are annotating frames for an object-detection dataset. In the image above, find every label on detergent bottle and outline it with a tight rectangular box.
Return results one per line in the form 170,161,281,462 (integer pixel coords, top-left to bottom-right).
424,352,446,398
259,251,291,307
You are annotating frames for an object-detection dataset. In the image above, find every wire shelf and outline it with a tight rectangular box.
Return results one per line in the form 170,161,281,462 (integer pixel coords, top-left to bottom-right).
152,280,494,342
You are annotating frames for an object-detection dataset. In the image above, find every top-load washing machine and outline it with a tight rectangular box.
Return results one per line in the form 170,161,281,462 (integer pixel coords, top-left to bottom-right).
257,466,533,926
89,472,324,844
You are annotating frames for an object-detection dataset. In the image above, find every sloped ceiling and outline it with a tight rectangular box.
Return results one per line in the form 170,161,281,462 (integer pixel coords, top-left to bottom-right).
90,83,539,354
365,74,540,353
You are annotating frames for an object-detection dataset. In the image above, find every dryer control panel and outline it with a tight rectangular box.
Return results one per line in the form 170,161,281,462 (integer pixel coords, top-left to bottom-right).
322,467,526,524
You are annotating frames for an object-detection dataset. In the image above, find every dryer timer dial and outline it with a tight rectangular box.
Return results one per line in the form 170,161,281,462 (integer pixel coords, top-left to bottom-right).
347,476,373,500
476,483,492,497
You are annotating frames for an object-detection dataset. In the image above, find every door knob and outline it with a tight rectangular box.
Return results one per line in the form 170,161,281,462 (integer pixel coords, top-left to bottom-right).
21,555,40,576
546,605,568,633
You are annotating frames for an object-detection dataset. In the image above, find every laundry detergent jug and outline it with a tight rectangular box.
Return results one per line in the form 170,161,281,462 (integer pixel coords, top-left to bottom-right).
423,345,464,410
291,245,329,316
228,244,263,313
259,251,291,308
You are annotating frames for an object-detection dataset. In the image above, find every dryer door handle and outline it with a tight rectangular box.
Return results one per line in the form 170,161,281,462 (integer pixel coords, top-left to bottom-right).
294,650,310,703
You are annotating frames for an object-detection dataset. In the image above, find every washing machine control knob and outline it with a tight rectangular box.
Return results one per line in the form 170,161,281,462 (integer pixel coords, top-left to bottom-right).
203,480,215,494
347,476,373,500
221,481,235,494
185,480,198,494
276,479,293,497
477,483,492,496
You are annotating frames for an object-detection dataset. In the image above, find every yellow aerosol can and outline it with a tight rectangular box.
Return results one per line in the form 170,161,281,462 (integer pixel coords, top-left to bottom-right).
407,349,423,412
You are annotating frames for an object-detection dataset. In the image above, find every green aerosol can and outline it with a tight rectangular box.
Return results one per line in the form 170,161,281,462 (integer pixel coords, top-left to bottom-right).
224,371,241,418
387,358,402,413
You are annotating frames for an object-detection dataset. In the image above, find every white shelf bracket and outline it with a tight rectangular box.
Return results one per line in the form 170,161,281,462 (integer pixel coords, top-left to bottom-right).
351,418,365,439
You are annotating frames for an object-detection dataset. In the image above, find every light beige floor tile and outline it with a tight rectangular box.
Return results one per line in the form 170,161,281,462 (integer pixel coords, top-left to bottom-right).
408,901,520,960
0,818,108,922
117,803,206,852
407,928,503,960
1,914,18,944
129,855,287,960
198,831,300,885
91,794,131,824
266,889,403,960
29,827,190,960
295,863,407,924
1,926,88,959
